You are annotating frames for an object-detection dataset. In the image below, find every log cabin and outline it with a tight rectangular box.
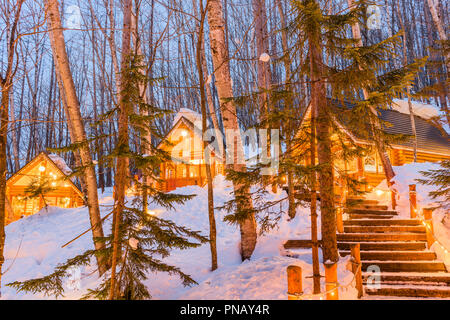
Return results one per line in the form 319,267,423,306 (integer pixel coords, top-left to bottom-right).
157,108,224,192
5,152,84,225
295,100,450,193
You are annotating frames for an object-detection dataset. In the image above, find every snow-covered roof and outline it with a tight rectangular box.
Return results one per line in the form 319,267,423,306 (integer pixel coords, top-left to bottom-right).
48,154,73,176
172,108,210,130
391,99,440,120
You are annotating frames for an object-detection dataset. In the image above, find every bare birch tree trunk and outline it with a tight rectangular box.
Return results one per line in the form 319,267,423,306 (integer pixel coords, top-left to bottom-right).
44,0,107,275
109,0,132,300
276,0,296,219
395,0,418,162
206,0,257,260
347,0,396,183
196,0,218,270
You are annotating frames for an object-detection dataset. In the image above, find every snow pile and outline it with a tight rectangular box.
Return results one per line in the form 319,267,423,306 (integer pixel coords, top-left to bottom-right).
1,175,357,300
391,99,440,120
172,108,209,129
368,162,450,268
48,153,73,176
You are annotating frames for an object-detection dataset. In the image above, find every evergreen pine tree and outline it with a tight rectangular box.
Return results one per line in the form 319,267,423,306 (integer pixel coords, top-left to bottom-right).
7,53,208,300
417,160,450,226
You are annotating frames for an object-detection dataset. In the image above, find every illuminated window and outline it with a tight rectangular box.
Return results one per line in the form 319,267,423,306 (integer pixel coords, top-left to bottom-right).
364,156,376,172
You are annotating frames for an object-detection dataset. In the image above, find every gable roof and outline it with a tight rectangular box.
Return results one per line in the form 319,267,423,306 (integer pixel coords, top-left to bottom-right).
157,114,224,161
299,100,450,156
7,152,84,197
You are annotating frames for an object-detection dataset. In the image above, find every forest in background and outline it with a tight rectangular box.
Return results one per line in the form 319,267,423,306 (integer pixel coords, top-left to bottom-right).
0,0,448,184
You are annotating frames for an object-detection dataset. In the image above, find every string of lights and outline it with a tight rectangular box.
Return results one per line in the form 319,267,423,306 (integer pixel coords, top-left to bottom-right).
417,207,450,256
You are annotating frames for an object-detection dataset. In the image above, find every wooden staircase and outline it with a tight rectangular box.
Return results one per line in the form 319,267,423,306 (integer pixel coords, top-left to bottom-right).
339,197,450,299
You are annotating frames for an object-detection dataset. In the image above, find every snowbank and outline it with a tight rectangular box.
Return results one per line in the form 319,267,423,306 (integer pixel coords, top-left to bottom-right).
368,162,450,268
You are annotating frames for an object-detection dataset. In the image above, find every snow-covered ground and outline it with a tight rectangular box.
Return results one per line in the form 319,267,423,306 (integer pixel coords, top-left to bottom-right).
367,162,450,268
3,162,448,300
1,175,356,300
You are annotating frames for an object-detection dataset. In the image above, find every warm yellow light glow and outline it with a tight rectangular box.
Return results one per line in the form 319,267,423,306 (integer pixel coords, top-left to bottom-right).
39,166,46,172
180,130,188,137
51,182,56,187
147,209,156,215
375,189,384,196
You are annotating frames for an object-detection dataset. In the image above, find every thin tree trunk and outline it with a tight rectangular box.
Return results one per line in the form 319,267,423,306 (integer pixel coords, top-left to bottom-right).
395,0,418,162
206,0,257,261
308,0,339,291
426,0,450,70
309,102,321,294
347,0,396,184
0,0,25,297
276,0,296,219
196,0,218,270
44,0,107,275
109,0,132,300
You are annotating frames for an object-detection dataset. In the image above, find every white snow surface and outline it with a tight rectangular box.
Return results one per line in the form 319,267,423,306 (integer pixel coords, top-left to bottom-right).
1,175,356,300
367,162,450,268
48,153,73,176
391,99,440,120
172,108,209,129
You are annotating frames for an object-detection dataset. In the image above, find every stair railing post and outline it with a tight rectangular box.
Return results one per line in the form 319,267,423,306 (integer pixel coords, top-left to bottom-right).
287,265,303,300
324,262,339,300
409,184,417,219
336,204,344,234
350,243,363,298
390,187,397,210
423,208,434,249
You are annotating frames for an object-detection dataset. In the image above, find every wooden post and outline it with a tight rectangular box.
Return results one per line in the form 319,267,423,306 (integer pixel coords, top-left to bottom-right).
350,243,363,298
423,208,434,249
287,265,303,300
409,184,417,218
324,262,339,300
390,188,397,210
336,206,344,233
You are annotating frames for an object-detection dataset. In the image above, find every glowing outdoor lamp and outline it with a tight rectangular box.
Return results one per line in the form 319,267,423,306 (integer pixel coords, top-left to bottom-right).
375,189,384,196
180,130,188,137
39,166,46,172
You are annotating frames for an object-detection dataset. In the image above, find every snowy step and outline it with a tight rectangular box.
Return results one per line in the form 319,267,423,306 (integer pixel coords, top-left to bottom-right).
365,285,450,298
343,225,426,234
337,233,427,242
351,205,389,211
349,214,396,220
362,261,447,273
346,199,379,206
338,241,427,251
345,209,398,215
340,250,436,261
362,273,450,286
344,219,422,226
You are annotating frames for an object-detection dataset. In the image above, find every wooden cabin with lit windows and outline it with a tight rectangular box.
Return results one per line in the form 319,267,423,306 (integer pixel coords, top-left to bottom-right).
157,108,224,192
5,152,84,225
295,100,450,193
